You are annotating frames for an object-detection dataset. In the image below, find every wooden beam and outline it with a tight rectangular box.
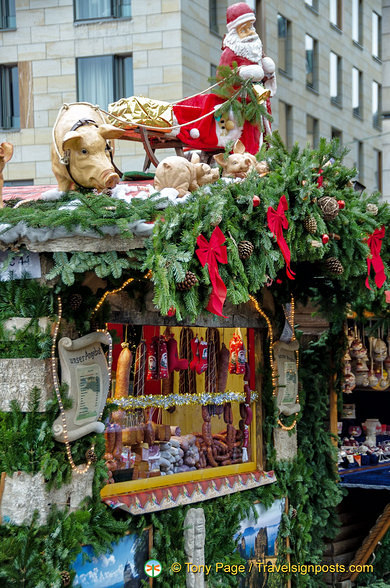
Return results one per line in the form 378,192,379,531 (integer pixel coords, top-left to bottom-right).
18,61,33,129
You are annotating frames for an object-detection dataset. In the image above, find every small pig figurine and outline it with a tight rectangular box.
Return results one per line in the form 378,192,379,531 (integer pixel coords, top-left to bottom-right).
154,153,220,197
213,140,269,179
51,103,125,192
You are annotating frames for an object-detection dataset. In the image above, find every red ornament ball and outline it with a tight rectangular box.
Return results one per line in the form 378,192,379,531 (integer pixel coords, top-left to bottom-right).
337,200,345,209
322,234,329,244
253,195,260,207
167,307,176,317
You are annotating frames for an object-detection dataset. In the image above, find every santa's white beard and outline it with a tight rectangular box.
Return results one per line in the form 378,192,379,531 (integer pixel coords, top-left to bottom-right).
223,29,263,63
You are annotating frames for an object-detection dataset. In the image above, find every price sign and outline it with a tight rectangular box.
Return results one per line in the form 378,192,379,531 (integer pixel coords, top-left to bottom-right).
0,251,41,281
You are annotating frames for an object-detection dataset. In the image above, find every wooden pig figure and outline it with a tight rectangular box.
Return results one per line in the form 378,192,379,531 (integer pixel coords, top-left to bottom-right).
51,103,125,192
214,139,269,179
0,142,14,208
154,153,220,197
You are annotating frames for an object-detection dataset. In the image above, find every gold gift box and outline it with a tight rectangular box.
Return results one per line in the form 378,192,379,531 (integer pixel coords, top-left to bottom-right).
108,96,174,130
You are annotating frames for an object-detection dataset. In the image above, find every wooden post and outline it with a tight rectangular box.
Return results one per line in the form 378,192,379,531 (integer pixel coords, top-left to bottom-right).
0,142,14,208
329,372,338,446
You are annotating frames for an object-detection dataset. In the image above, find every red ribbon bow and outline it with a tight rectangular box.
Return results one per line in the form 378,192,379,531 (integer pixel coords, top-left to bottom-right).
366,226,386,290
196,226,228,317
267,195,295,280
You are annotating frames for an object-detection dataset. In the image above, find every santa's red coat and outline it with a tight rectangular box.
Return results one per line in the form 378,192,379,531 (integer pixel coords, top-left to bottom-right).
173,47,268,154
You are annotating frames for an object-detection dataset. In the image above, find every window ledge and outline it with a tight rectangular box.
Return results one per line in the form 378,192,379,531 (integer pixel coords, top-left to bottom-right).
0,27,16,32
279,69,293,81
331,98,343,109
0,128,20,133
306,85,319,95
372,55,382,65
353,112,363,121
373,124,382,132
210,29,223,39
353,40,363,50
74,16,132,26
330,23,343,34
305,5,319,16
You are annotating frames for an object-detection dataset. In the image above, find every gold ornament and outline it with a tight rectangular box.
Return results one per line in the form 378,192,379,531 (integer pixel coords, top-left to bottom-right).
108,96,173,130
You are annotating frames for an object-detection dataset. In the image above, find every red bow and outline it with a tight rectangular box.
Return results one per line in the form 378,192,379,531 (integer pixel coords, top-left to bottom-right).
196,226,228,317
267,195,295,279
366,226,386,290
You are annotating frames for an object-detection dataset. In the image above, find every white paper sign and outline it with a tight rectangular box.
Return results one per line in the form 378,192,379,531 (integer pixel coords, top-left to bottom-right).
274,339,301,417
0,251,41,281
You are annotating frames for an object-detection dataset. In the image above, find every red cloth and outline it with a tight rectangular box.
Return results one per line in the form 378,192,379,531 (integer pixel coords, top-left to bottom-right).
267,195,295,280
366,226,386,290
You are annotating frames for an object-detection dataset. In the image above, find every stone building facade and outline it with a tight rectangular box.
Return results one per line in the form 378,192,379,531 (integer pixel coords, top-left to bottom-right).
0,0,387,199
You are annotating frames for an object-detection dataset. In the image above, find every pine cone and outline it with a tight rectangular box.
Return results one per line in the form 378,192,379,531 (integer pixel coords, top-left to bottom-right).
303,216,317,234
324,257,344,275
176,271,198,291
238,240,254,260
291,507,297,519
85,448,98,464
69,293,82,310
60,571,71,586
366,203,378,216
318,196,339,221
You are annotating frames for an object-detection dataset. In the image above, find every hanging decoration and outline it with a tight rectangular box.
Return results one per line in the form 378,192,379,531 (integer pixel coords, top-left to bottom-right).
267,195,295,280
365,226,386,290
179,327,197,395
114,329,133,398
195,226,228,317
107,389,258,411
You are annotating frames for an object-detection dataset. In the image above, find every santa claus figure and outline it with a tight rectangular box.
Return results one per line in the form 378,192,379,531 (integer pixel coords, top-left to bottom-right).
173,2,276,154
221,2,276,96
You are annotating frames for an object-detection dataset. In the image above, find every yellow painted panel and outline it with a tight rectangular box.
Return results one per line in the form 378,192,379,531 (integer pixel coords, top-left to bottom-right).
101,460,257,497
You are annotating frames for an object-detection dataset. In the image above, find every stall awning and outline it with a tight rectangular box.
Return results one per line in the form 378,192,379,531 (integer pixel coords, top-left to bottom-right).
102,470,276,515
340,462,390,490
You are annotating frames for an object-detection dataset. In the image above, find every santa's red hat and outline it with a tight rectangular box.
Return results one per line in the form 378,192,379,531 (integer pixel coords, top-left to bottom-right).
226,2,256,32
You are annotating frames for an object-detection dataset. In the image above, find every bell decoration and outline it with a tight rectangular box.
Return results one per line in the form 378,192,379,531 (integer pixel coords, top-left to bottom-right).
238,240,254,260
324,257,344,275
176,270,198,291
303,216,317,234
318,196,339,221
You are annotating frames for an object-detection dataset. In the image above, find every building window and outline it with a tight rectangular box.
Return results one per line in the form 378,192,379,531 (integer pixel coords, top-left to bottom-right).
210,63,217,78
330,52,342,105
4,179,33,186
0,0,15,29
77,55,133,109
352,0,362,45
74,0,131,21
330,0,342,29
305,0,318,11
209,0,227,36
372,12,381,59
278,101,292,150
278,14,291,75
353,139,363,180
0,64,19,129
305,34,317,90
331,127,342,143
372,81,381,129
352,67,362,118
374,149,382,192
306,115,319,149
